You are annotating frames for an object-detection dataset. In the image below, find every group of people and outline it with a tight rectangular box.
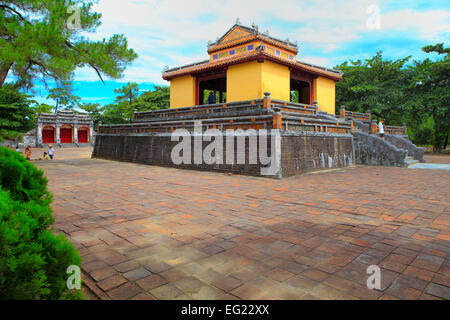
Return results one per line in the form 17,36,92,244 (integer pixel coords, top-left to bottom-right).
12,145,55,160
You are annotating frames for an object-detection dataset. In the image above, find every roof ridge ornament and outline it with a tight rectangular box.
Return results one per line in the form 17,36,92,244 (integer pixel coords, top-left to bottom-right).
235,18,241,25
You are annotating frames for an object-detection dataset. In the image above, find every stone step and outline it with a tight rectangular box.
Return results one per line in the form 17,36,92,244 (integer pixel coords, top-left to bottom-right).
406,157,420,167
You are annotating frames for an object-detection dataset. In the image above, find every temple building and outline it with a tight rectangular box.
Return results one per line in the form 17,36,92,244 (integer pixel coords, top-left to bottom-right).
36,110,94,146
163,23,342,115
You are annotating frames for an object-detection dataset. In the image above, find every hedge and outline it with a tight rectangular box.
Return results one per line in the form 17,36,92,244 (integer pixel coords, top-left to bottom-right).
0,147,82,299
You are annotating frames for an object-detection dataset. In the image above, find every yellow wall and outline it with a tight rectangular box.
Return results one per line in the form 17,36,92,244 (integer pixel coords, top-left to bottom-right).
169,75,196,109
313,77,336,114
226,60,290,102
226,61,263,102
261,60,290,101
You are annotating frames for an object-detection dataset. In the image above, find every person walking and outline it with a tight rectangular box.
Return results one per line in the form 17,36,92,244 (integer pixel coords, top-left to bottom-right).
378,119,385,140
48,145,55,160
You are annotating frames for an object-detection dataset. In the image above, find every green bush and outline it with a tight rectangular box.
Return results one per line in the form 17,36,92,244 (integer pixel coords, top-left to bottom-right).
0,147,82,299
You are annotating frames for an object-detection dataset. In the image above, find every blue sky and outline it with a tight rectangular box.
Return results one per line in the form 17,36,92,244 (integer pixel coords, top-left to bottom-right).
9,0,450,106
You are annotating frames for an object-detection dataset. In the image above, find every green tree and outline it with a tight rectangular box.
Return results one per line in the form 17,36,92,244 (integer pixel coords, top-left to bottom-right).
335,52,410,125
406,43,449,152
0,83,34,141
78,102,101,118
0,0,138,89
114,82,139,105
133,85,169,111
47,82,80,112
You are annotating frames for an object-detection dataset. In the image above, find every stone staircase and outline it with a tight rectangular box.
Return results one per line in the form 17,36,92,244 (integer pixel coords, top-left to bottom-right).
405,156,420,167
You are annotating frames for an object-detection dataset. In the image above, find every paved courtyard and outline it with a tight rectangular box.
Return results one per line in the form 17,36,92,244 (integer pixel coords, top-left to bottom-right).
34,148,450,300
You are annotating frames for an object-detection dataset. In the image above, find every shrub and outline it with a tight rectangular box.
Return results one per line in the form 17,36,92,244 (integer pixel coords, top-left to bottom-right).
0,147,82,299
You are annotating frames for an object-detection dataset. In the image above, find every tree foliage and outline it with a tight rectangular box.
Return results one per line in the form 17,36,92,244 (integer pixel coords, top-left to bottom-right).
0,83,34,141
0,147,82,299
99,84,169,124
47,81,80,111
336,46,449,152
0,0,138,89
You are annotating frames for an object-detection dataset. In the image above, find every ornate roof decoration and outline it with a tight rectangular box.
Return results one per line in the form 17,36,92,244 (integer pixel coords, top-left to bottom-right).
162,24,342,81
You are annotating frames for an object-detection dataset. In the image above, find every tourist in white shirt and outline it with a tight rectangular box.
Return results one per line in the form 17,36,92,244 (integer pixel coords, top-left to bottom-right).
378,119,385,140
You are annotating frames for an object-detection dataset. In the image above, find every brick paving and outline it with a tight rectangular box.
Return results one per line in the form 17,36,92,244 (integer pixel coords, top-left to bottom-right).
34,148,450,300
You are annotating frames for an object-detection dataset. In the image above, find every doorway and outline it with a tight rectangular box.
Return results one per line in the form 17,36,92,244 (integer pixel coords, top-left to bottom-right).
197,73,227,105
42,128,55,144
78,129,89,143
60,128,73,143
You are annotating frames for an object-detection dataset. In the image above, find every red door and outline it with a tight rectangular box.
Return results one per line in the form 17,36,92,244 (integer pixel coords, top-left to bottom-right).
42,129,55,144
78,130,88,143
60,128,73,143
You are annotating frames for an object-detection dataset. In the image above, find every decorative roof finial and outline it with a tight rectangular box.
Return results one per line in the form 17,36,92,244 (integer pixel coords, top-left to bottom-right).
235,18,241,25
264,29,269,36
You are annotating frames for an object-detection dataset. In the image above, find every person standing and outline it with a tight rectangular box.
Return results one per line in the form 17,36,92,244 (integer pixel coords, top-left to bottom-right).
207,91,216,105
25,146,32,160
48,145,55,160
15,145,20,152
378,119,385,140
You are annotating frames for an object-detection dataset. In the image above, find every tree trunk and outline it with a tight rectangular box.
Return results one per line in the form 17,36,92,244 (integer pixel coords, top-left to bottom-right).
0,63,12,88
444,130,449,151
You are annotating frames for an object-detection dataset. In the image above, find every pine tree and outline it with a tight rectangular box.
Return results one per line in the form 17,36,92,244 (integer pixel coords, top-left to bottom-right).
0,0,138,89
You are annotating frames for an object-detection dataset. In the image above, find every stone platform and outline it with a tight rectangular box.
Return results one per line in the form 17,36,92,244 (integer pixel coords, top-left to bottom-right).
94,97,354,178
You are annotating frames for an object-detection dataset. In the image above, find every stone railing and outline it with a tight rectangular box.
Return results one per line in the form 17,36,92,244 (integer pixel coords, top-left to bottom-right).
100,94,352,135
339,106,371,122
339,106,408,136
384,134,425,162
353,131,408,167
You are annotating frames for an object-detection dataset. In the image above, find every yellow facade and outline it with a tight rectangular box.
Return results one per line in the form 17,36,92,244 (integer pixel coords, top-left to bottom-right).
261,60,290,101
313,77,336,114
226,61,263,102
226,60,290,102
169,75,196,109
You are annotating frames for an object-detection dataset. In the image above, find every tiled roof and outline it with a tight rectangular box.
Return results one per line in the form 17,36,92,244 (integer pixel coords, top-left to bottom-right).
208,24,298,54
162,49,342,81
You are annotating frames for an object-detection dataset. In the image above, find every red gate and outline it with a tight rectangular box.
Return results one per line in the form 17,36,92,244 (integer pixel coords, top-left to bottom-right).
78,130,88,143
60,128,73,143
42,128,55,144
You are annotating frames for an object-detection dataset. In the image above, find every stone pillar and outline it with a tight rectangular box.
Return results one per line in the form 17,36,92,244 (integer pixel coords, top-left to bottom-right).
313,101,319,115
37,122,43,146
74,125,78,144
371,120,378,134
340,106,346,118
56,123,61,144
263,92,271,109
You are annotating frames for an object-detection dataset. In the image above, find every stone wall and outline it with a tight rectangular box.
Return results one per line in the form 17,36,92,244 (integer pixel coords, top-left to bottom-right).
384,134,425,163
353,131,407,167
281,132,354,177
93,131,354,179
93,132,278,178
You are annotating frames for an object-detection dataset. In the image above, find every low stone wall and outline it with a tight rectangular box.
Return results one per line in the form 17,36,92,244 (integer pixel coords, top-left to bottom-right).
281,132,354,177
93,131,354,179
384,134,425,163
353,131,407,167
